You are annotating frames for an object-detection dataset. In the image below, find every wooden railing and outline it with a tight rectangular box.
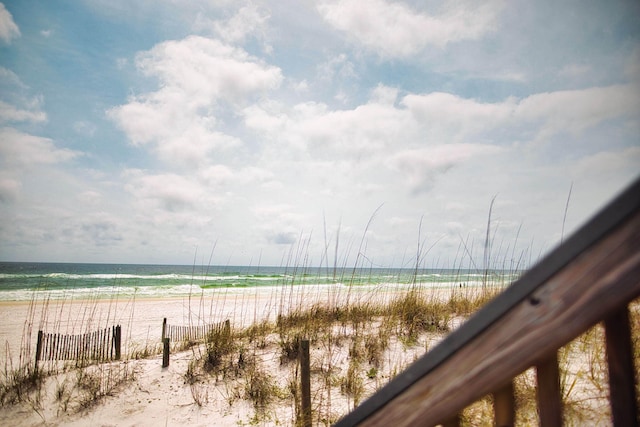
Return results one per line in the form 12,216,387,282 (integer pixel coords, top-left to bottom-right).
334,177,640,427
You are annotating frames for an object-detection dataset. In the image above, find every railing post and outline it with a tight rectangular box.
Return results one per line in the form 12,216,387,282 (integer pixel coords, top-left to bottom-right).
300,339,312,427
536,352,562,427
604,307,639,427
494,381,515,427
441,414,461,427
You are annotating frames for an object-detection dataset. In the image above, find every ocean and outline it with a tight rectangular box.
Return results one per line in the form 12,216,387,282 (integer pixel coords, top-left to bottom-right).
0,262,519,302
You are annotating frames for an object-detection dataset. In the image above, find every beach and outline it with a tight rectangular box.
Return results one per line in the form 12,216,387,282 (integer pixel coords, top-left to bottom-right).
1,262,618,426
0,279,627,426
0,282,490,427
0,284,472,366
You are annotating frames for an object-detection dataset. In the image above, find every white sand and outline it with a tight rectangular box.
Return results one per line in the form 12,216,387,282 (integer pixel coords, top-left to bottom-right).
0,285,484,426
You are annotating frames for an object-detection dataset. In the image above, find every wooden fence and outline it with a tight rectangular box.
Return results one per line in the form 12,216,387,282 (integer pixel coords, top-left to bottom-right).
335,177,640,426
35,325,121,368
162,318,230,343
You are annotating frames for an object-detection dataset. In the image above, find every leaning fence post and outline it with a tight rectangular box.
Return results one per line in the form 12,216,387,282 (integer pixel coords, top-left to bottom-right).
162,337,170,368
299,339,312,427
224,319,231,337
114,325,122,360
35,330,43,371
162,318,167,341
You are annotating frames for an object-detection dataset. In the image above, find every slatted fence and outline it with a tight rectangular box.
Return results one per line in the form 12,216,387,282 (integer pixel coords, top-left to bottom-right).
162,318,230,343
35,325,121,369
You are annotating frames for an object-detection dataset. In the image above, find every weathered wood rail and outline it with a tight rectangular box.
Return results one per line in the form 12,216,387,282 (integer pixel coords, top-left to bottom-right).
335,177,640,427
35,325,121,368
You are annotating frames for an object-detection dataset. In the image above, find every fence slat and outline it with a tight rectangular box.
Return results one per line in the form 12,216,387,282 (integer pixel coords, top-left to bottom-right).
53,334,59,361
604,307,639,427
35,331,43,370
101,328,106,361
42,333,47,361
60,334,65,360
103,328,108,361
116,325,121,360
58,334,63,360
49,333,54,361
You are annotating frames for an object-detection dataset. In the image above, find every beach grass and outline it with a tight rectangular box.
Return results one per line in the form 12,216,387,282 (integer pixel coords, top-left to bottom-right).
1,281,638,425
0,218,637,427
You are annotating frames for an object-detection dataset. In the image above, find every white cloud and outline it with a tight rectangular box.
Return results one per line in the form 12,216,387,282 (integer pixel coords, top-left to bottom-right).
73,121,96,137
0,100,47,123
1,0,639,266
123,170,209,213
291,79,309,94
78,190,102,205
244,93,415,162
402,84,639,144
135,36,282,105
571,146,640,183
515,84,640,138
624,47,640,80
317,0,503,57
0,3,20,44
0,68,47,124
0,127,80,167
388,144,503,194
253,203,306,245
558,64,591,78
108,36,282,168
198,164,234,186
211,5,270,44
0,177,20,203
402,92,514,142
244,82,639,204
317,53,356,82
0,66,26,89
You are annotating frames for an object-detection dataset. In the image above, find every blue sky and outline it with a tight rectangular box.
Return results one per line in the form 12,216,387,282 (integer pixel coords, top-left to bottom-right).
0,0,638,267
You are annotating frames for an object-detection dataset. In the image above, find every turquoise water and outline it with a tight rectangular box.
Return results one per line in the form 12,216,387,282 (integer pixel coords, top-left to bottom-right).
0,262,519,301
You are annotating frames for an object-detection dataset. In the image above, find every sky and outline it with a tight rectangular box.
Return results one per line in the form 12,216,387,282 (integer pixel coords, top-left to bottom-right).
0,0,639,268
